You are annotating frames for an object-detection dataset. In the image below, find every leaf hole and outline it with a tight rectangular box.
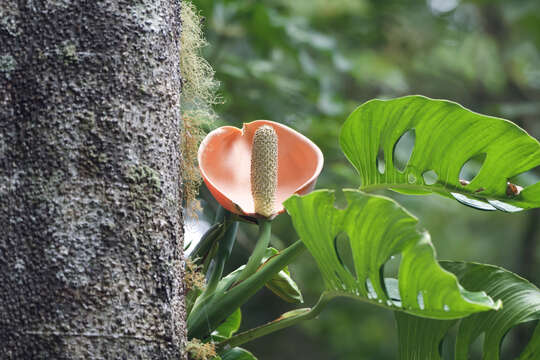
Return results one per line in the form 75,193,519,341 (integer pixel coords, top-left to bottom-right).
380,255,401,304
393,129,415,172
508,165,540,189
439,323,459,358
333,189,348,210
459,153,486,183
333,232,356,278
382,253,401,279
383,278,401,307
365,278,377,300
417,291,425,310
469,332,485,359
500,320,538,359
422,170,438,185
376,147,386,174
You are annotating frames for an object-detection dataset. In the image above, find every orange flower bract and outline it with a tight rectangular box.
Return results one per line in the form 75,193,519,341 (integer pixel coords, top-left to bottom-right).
198,120,324,217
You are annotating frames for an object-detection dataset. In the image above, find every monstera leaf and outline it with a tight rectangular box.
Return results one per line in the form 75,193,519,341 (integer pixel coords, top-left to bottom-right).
339,95,540,211
283,190,500,319
395,262,540,360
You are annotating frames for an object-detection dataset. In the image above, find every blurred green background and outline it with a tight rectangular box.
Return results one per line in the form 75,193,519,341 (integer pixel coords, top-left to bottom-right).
188,0,540,358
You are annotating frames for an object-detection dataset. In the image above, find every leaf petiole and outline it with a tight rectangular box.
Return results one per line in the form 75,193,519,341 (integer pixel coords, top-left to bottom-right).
217,292,334,349
236,219,272,283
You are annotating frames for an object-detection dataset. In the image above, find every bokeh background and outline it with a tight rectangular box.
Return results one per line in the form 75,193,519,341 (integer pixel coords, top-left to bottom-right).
186,0,540,358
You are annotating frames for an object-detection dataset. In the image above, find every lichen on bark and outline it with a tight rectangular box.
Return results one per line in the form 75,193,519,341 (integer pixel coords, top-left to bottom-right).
0,0,187,358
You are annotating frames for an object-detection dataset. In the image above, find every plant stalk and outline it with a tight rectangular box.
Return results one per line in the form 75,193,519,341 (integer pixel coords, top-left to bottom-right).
218,293,334,349
237,219,272,283
187,240,307,340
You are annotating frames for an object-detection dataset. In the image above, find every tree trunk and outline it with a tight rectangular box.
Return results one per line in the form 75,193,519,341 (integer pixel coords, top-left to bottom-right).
0,0,186,358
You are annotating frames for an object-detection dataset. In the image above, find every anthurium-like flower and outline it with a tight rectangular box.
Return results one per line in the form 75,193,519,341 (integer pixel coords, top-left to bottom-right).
198,120,324,218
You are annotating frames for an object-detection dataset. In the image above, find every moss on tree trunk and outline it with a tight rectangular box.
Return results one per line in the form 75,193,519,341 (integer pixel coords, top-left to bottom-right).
0,0,186,358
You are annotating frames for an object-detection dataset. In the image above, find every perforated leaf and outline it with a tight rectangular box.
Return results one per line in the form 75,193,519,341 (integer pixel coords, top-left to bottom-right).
450,262,540,359
395,312,456,360
284,190,500,319
339,95,540,211
395,262,540,360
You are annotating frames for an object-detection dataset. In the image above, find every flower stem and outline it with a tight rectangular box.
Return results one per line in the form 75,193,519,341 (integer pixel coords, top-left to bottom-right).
218,292,334,349
237,219,272,283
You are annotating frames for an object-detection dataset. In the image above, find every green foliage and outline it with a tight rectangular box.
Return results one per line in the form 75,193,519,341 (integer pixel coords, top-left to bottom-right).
284,190,498,319
187,241,304,339
190,0,540,358
263,248,303,304
213,308,242,340
395,312,455,360
340,95,540,211
395,262,540,359
219,347,257,360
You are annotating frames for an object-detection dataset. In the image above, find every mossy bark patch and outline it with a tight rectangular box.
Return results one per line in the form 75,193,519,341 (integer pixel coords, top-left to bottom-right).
179,2,220,212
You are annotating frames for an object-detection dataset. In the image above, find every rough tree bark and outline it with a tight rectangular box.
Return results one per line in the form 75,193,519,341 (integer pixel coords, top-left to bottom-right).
0,0,186,358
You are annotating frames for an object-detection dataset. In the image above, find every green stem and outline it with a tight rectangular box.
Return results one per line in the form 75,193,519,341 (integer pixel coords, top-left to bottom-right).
237,219,272,283
218,293,334,349
187,240,306,340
